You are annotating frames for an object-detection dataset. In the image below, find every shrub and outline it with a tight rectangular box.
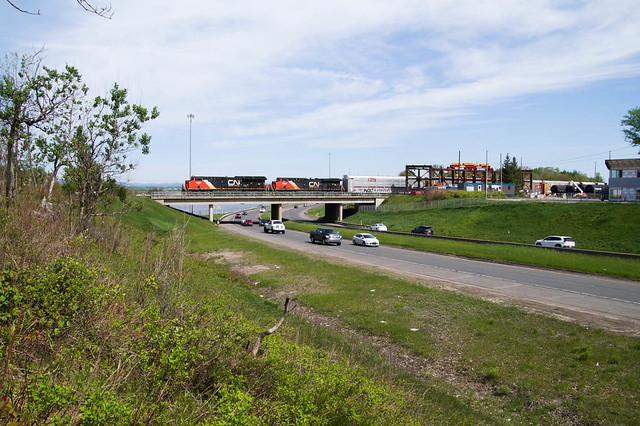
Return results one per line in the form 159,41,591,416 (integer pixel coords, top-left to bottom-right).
24,256,105,334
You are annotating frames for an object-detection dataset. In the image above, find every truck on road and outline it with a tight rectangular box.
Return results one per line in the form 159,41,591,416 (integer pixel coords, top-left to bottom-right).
264,220,285,234
309,227,342,245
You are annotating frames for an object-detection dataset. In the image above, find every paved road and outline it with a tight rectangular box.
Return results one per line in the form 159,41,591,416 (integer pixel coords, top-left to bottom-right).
223,208,640,332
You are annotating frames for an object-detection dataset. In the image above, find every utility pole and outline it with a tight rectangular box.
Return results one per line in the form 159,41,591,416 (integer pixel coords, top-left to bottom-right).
499,153,502,188
485,150,488,199
187,113,195,214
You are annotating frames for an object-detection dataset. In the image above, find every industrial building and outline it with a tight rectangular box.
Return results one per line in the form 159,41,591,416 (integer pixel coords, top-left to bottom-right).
605,158,640,201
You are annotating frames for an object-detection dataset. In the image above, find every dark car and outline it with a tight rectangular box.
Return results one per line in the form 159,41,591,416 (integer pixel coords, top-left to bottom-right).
411,226,433,235
258,218,267,226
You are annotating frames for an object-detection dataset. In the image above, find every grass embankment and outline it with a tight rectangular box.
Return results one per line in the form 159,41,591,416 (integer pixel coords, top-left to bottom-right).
5,195,638,423
0,197,421,424
172,200,640,424
190,203,639,424
349,196,640,254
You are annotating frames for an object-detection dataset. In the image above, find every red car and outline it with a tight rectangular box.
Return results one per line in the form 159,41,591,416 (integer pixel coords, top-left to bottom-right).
241,219,253,226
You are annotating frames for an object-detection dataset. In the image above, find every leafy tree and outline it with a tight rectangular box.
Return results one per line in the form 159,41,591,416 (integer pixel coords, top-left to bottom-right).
62,83,158,229
35,72,88,205
501,154,524,192
0,51,84,201
621,107,640,152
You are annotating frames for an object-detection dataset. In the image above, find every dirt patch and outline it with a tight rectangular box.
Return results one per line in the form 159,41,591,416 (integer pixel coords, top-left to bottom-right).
195,250,275,276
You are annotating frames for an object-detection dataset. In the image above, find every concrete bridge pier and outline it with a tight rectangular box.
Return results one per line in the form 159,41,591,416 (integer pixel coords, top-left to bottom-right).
324,203,343,222
271,203,282,220
209,204,214,222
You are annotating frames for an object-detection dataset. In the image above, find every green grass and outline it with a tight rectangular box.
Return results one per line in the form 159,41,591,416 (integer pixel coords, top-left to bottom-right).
133,200,640,425
346,198,640,254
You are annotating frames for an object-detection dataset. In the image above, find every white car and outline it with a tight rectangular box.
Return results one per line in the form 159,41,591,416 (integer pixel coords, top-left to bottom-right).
264,220,285,234
369,223,387,231
535,236,575,248
353,233,379,247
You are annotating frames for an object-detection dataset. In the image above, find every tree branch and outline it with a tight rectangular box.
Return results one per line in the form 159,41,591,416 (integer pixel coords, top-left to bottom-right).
248,297,297,356
5,0,39,15
5,0,113,18
76,0,113,19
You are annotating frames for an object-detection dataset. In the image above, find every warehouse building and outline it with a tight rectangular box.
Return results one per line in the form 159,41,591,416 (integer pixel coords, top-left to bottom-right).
605,158,640,201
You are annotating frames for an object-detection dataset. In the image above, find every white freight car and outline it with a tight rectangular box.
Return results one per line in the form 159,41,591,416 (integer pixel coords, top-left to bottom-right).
342,175,406,193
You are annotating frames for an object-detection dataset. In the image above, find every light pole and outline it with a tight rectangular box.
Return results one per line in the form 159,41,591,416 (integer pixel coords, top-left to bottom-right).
187,114,195,177
187,114,195,214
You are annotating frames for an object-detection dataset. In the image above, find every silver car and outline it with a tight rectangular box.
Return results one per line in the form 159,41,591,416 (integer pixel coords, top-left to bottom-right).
352,233,379,247
535,236,575,248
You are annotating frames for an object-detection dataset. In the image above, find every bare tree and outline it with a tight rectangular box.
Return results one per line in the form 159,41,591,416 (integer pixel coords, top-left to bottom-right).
5,0,113,18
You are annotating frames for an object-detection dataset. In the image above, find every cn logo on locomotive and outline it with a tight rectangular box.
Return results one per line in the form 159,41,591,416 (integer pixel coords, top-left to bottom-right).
228,179,241,186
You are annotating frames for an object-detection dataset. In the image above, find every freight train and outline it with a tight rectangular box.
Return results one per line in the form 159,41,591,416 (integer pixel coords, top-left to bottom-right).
182,176,343,192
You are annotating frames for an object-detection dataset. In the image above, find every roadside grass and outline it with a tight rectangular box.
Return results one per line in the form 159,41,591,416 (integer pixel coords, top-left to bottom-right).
305,205,324,219
347,199,640,254
165,205,640,424
284,221,640,280
121,201,488,422
101,199,431,422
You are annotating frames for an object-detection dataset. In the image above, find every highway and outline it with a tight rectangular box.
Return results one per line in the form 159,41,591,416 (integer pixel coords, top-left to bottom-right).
221,207,640,333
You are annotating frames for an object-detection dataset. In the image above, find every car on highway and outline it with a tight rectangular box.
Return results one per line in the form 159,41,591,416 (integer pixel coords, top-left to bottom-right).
411,225,433,235
535,236,575,248
241,219,253,226
258,218,267,226
264,220,285,234
242,211,248,215
369,223,387,231
234,213,242,219
259,207,266,213
309,227,342,245
352,233,379,247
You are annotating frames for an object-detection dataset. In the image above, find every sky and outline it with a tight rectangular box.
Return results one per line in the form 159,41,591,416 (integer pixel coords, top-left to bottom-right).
1,0,640,184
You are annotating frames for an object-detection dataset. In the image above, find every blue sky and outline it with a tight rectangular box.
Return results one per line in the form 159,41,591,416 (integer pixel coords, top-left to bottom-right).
2,0,639,184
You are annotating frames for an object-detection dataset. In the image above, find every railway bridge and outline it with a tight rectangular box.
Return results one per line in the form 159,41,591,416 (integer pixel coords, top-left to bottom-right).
150,191,387,222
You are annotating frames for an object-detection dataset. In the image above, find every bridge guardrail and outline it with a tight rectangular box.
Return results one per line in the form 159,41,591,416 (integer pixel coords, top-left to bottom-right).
149,190,391,198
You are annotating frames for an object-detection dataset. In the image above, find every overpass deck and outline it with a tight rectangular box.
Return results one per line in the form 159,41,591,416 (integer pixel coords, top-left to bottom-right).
150,190,385,205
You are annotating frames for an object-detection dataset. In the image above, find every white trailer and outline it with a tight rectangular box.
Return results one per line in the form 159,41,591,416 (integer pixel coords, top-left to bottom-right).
343,175,406,193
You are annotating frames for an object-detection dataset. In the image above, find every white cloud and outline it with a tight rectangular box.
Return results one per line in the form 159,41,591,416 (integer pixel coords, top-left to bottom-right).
2,0,639,180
